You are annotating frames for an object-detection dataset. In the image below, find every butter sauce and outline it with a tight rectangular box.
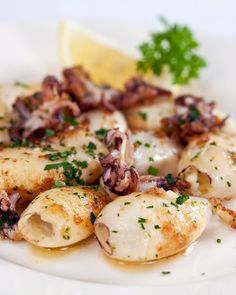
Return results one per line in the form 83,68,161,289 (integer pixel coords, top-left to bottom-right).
28,236,95,259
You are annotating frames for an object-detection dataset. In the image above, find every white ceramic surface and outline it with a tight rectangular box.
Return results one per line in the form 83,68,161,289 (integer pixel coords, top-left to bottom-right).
0,22,236,295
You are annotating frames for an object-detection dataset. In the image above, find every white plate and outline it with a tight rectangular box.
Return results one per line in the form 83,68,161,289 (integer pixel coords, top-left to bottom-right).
0,21,236,295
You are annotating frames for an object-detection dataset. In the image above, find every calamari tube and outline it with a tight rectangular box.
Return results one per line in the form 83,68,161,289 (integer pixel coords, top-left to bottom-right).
125,97,174,132
95,188,211,262
133,131,181,176
18,186,107,248
0,131,107,203
78,110,128,134
178,133,236,199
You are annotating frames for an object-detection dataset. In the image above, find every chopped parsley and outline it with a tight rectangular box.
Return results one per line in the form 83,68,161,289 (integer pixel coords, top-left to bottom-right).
144,143,151,148
189,105,200,121
165,173,176,185
47,147,77,161
176,194,189,205
216,238,221,244
124,202,131,205
154,224,160,229
170,202,179,209
112,230,119,233
75,160,88,168
44,162,69,171
63,227,70,240
138,112,147,121
45,157,86,186
135,140,142,146
210,141,217,146
45,129,55,137
95,128,108,141
148,156,154,162
161,271,171,275
83,142,97,158
146,205,154,209
190,151,201,161
227,181,231,187
54,180,66,188
138,217,147,230
147,166,159,176
64,116,79,127
137,17,206,85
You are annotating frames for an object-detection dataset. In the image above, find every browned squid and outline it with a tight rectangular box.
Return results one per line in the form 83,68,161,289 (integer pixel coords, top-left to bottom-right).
10,76,80,142
0,191,21,240
162,95,226,143
99,129,139,198
100,129,189,197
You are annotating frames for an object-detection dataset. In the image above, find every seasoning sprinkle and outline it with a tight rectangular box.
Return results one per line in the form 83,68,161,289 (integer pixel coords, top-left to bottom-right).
138,112,147,121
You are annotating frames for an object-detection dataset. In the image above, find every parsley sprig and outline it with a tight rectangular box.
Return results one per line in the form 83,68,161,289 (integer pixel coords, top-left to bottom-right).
137,17,207,85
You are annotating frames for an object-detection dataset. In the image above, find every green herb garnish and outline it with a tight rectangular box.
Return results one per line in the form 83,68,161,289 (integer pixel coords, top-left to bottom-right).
189,105,200,121
64,116,79,127
135,140,142,146
53,180,66,188
95,128,108,141
176,194,189,205
165,173,176,185
144,143,151,148
138,217,147,230
83,142,97,158
161,271,171,275
138,112,147,121
147,166,159,176
45,129,55,137
124,202,131,205
137,17,206,85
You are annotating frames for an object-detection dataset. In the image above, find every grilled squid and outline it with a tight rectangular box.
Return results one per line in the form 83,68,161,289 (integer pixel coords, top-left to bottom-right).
0,83,36,144
125,97,174,132
78,110,127,135
115,77,173,132
18,186,107,248
63,66,121,112
133,131,181,176
177,133,236,199
0,83,39,111
100,129,138,197
9,76,80,142
136,175,190,192
0,101,11,144
162,95,225,144
95,188,211,262
0,129,107,203
0,191,21,240
210,198,236,229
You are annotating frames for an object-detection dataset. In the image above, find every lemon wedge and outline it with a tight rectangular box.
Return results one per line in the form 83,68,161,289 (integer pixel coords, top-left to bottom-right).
59,21,138,89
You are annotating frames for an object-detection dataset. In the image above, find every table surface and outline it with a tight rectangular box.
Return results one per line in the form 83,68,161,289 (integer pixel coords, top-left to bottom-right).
1,0,236,39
